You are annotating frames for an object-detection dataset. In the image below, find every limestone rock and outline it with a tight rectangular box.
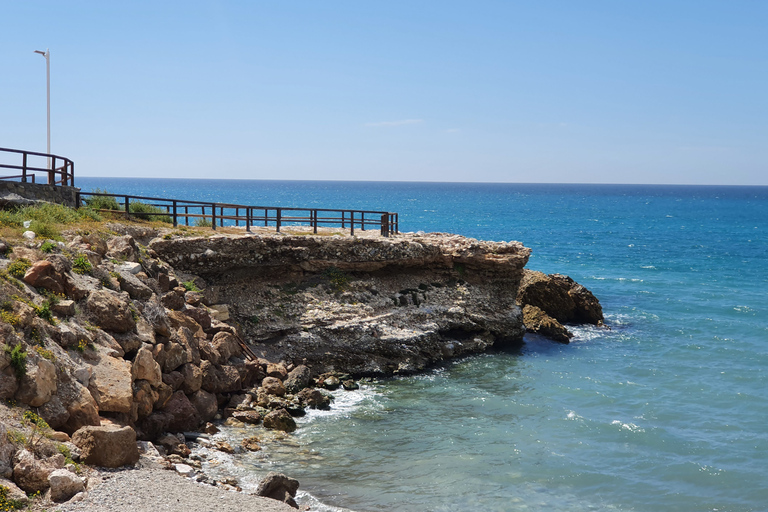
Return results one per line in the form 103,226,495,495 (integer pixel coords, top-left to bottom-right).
242,436,261,451
200,361,242,394
178,363,202,394
132,345,162,387
522,304,573,343
14,358,57,407
262,409,296,433
106,235,139,262
117,271,153,300
0,424,16,479
85,290,136,333
12,449,59,493
189,389,217,423
262,376,286,397
161,391,201,432
57,380,101,434
297,388,332,410
283,365,312,394
22,260,66,295
88,353,133,413
142,299,171,337
48,468,85,502
256,472,300,508
231,410,262,425
266,363,288,380
71,425,139,468
517,270,604,325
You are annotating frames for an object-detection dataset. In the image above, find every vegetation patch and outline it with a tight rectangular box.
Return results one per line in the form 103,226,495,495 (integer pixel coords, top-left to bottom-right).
72,254,92,274
182,280,201,292
323,266,349,292
5,344,27,378
40,240,57,253
0,484,26,510
7,258,31,279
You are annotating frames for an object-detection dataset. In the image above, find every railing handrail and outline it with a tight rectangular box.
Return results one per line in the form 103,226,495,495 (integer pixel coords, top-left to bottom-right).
0,146,75,186
77,191,399,237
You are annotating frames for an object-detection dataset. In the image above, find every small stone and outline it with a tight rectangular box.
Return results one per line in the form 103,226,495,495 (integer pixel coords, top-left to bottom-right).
263,409,297,433
241,437,261,451
342,379,359,390
214,441,234,454
174,463,196,477
23,230,36,240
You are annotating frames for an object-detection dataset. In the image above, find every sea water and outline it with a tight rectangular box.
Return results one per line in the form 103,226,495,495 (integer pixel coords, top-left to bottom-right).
78,178,768,511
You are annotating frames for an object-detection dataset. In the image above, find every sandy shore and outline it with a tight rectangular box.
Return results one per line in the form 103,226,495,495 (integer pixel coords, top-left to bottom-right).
30,458,298,512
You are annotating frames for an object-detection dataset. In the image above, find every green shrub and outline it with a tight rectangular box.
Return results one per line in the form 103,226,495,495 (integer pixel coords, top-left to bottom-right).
0,310,20,327
7,258,31,278
40,240,57,253
22,410,50,430
5,344,27,378
194,217,213,227
129,202,172,223
72,254,92,274
324,266,349,292
182,280,201,292
84,189,121,211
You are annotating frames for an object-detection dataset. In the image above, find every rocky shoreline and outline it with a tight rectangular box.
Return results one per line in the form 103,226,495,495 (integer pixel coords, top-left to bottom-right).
0,224,603,510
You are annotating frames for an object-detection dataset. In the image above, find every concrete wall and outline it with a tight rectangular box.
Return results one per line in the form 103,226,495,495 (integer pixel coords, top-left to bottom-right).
0,180,79,208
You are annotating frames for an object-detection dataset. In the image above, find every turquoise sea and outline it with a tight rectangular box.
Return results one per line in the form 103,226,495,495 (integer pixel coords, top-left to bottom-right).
78,178,768,512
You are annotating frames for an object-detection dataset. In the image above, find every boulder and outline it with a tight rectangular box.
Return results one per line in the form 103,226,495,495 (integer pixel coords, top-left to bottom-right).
255,472,299,509
162,341,188,373
231,410,262,425
14,358,57,407
262,376,286,397
57,380,101,434
161,391,201,432
85,290,136,333
106,235,139,262
522,304,573,343
48,469,85,502
262,409,296,433
265,363,288,380
178,363,202,394
200,361,242,394
71,425,139,468
155,434,190,458
22,260,66,295
0,424,16,479
189,389,218,422
517,270,604,325
160,290,185,311
88,354,133,413
241,436,261,451
136,412,172,441
133,379,159,419
182,306,211,331
297,388,332,410
12,449,60,493
202,331,240,365
283,365,312,394
132,345,162,387
116,271,153,300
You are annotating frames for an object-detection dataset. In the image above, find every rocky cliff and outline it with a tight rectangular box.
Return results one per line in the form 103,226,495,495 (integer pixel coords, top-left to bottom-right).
148,232,531,375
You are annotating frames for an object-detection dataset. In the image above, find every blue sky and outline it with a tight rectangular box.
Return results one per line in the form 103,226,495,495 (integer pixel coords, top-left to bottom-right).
1,1,766,184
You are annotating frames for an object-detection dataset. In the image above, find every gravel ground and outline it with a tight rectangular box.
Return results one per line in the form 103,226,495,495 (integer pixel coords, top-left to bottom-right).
31,459,298,512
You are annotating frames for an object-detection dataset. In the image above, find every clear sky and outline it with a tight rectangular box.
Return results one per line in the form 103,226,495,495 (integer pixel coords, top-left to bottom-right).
1,1,766,185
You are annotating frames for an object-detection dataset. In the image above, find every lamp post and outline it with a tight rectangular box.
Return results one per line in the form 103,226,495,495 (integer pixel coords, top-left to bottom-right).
34,48,50,168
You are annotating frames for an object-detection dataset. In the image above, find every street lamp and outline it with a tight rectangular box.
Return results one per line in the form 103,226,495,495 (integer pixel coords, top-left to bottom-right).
34,48,50,168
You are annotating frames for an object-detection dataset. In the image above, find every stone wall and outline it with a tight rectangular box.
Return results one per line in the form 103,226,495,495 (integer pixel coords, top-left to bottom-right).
0,180,80,207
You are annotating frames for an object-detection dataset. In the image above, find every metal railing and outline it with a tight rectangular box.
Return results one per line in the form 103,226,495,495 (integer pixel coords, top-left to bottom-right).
77,191,399,236
0,147,75,186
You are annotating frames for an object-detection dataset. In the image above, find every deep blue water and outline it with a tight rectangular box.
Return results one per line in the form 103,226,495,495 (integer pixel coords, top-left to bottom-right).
79,178,768,511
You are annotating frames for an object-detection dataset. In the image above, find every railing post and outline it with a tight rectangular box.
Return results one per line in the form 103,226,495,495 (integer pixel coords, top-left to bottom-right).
124,196,130,218
276,208,282,233
246,207,251,233
211,203,217,230
341,211,345,229
313,210,318,234
22,152,27,182
350,211,355,236
172,201,178,227
48,156,56,185
69,160,75,187
381,213,389,237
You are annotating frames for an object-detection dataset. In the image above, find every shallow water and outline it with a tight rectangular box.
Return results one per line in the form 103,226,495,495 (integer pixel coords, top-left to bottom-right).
80,179,768,511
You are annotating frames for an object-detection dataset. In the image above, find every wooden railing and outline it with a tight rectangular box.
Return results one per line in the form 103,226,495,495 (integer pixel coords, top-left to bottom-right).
77,191,399,237
0,147,75,186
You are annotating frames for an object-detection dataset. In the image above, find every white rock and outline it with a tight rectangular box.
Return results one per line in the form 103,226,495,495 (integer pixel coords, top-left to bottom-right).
174,463,196,477
117,262,142,274
48,468,85,502
22,230,36,240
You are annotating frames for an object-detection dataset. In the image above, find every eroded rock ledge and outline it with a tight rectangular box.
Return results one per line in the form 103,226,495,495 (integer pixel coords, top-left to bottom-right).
149,232,532,375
